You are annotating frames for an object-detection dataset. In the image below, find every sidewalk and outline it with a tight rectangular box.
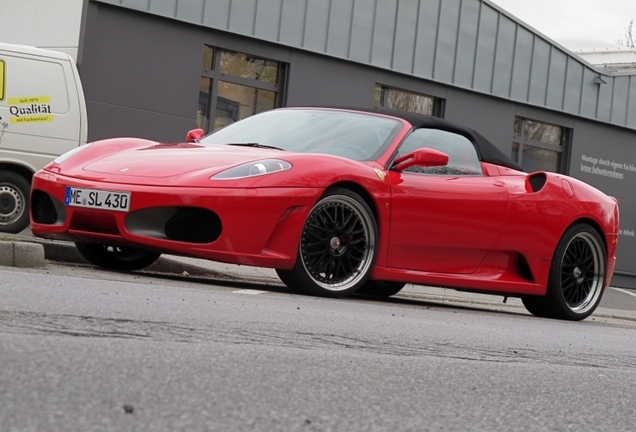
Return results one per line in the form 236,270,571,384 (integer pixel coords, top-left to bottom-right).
2,231,635,322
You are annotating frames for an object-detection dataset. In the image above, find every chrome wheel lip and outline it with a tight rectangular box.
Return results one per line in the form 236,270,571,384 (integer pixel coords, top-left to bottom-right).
0,184,25,225
300,194,376,292
560,232,605,314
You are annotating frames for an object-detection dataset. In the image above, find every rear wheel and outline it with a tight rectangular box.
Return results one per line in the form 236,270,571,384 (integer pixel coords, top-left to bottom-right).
75,243,161,271
0,171,30,234
276,188,377,297
357,280,406,297
522,224,606,321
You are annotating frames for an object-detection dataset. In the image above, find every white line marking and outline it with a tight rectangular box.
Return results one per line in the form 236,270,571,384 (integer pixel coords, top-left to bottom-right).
611,287,636,298
232,289,266,295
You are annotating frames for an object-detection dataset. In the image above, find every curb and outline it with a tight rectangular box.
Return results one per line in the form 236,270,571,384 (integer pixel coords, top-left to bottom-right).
0,240,45,268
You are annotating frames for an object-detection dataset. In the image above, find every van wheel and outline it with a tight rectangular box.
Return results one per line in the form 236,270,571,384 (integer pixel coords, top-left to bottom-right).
0,171,31,234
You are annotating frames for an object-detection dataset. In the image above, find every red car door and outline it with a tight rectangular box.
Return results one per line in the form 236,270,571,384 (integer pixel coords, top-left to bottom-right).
385,128,509,274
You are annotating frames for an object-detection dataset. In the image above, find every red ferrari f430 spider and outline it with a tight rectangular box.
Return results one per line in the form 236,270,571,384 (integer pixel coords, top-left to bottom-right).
30,107,619,320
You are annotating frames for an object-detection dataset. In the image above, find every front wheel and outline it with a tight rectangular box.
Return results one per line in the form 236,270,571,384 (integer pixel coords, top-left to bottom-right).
0,171,30,234
276,188,378,297
75,243,161,271
522,224,606,321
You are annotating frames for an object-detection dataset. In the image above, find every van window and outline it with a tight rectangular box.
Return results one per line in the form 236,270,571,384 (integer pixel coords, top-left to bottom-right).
0,60,5,100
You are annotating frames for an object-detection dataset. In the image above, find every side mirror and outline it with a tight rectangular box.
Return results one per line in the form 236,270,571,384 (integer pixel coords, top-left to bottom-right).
391,147,449,172
186,128,205,142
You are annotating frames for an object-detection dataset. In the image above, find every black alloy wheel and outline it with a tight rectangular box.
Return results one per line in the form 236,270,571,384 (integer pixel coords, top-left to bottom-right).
276,188,377,297
75,242,161,271
522,224,606,321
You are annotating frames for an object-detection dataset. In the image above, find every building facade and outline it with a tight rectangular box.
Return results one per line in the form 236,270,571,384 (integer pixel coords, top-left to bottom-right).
3,0,636,287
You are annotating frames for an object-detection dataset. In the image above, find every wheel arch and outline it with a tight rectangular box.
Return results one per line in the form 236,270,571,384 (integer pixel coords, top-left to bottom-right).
0,162,35,183
564,217,607,253
324,181,378,220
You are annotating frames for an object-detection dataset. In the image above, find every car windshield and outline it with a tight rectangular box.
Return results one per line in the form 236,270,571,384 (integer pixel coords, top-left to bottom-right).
199,109,404,161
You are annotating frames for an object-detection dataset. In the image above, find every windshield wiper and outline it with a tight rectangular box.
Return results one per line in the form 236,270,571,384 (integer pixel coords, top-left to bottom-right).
227,143,284,151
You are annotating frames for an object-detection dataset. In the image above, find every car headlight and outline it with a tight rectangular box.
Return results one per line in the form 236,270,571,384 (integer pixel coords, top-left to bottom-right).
53,143,93,164
211,159,292,179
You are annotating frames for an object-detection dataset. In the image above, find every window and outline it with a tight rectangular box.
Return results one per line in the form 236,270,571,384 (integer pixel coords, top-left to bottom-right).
512,117,570,173
375,84,444,117
197,46,286,132
396,128,482,175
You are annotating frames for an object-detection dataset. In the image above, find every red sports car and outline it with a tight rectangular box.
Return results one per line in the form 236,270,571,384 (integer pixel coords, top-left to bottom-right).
30,107,619,320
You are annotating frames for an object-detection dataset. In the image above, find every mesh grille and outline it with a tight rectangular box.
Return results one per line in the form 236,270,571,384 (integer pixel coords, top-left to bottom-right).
164,208,221,244
31,190,58,225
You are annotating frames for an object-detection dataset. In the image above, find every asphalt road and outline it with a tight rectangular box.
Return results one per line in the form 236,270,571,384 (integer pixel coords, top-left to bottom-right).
1,263,635,432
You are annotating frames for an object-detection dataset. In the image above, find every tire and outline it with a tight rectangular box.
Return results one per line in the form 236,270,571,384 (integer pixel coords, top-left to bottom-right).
522,224,606,321
75,242,161,271
357,280,406,297
0,171,31,234
276,188,378,298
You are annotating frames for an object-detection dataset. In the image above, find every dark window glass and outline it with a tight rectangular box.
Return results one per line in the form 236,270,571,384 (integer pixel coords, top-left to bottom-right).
512,116,569,173
197,46,285,132
375,84,442,117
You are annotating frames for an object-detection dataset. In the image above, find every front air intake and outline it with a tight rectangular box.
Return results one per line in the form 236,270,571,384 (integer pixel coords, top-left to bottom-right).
164,208,221,244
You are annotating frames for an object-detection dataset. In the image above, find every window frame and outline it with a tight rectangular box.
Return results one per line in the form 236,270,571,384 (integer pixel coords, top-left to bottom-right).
198,46,287,133
512,117,571,174
375,84,445,118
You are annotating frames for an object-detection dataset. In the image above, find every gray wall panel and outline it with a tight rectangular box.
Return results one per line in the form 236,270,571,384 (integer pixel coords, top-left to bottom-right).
325,0,355,59
253,0,283,42
202,0,231,29
349,0,376,63
119,0,148,10
629,77,636,128
491,16,515,98
279,1,306,47
370,0,398,69
228,0,258,36
472,4,497,93
149,0,176,15
596,78,614,123
510,28,533,101
303,0,330,53
580,69,599,119
433,0,461,83
527,39,550,106
611,77,630,126
453,0,479,88
445,88,516,154
177,0,205,24
391,0,419,74
412,0,441,79
82,4,204,141
563,59,583,115
545,49,567,110
94,0,636,131
286,52,376,107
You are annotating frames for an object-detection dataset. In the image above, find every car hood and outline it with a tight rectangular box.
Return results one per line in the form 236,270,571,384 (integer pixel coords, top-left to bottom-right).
82,143,283,178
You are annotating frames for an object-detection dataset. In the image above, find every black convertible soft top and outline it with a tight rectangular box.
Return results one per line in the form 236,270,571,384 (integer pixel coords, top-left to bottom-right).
319,106,524,172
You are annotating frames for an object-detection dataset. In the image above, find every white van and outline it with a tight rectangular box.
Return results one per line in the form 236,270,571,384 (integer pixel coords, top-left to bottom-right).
0,42,87,233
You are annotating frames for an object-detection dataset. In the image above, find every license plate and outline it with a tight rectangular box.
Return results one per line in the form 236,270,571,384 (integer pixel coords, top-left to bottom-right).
65,187,131,212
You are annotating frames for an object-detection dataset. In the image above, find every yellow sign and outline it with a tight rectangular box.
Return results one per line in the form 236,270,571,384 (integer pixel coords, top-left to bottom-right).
0,60,5,101
11,115,54,124
8,96,51,105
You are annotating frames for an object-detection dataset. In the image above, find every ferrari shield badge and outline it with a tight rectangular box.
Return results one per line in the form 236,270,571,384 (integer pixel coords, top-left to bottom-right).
373,169,386,182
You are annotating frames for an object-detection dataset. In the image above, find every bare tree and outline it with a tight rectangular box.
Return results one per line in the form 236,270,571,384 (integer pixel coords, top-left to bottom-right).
616,19,635,48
